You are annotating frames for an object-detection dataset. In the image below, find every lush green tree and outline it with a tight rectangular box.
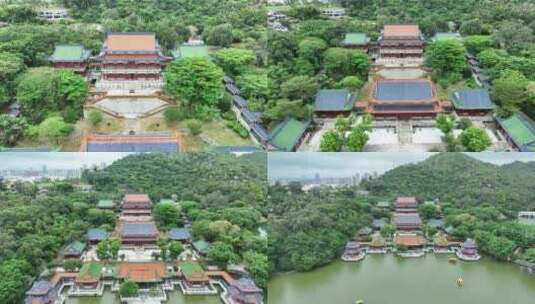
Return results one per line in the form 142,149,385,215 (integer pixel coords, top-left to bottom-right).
346,125,369,152
463,35,494,54
206,24,233,47
0,114,27,146
88,110,103,127
522,248,535,263
341,76,363,91
320,130,343,152
15,68,87,123
168,241,184,259
163,107,184,124
243,251,268,288
213,48,256,76
263,99,310,122
16,68,59,123
297,37,327,70
493,20,534,55
0,259,29,304
460,19,485,35
207,241,238,268
37,116,73,145
380,224,395,238
0,52,25,82
279,76,316,102
187,119,202,136
324,48,369,81
425,40,466,81
419,204,440,220
154,202,181,228
58,70,88,122
436,113,455,135
459,126,491,152
492,70,529,116
119,280,139,297
164,58,224,118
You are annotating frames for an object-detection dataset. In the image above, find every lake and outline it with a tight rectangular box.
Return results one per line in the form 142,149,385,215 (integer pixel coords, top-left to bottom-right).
268,254,535,304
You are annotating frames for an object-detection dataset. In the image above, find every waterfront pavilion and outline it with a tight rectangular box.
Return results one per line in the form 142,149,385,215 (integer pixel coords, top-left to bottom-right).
73,262,103,293
117,262,167,286
179,261,211,291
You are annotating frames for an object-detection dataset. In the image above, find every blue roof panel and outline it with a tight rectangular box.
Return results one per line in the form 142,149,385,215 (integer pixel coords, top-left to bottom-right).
87,142,179,152
375,81,433,101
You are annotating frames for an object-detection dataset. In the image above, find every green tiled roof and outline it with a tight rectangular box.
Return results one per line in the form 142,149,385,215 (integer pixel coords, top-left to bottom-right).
377,201,390,208
50,44,90,61
63,240,86,255
193,239,210,254
497,113,535,151
78,262,102,280
270,118,310,151
172,44,209,59
342,33,370,45
432,32,462,42
97,199,115,208
180,261,204,278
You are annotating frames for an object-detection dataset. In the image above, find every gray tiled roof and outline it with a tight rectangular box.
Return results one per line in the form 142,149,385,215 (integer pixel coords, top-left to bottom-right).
451,89,495,110
314,89,355,112
394,213,422,225
121,222,158,237
87,228,109,241
169,228,192,241
375,81,433,101
87,142,179,152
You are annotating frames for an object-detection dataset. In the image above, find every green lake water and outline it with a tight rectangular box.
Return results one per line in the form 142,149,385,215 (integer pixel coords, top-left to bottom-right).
268,255,535,304
65,289,221,304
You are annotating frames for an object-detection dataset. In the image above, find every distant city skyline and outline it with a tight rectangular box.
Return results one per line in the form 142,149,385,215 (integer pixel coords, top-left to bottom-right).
268,152,535,180
0,153,132,170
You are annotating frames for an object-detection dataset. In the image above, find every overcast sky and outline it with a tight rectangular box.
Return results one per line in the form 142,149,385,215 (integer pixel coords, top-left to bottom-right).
268,153,535,180
0,153,132,170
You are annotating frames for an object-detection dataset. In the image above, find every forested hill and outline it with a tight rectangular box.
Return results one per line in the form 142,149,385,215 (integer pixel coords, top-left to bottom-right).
362,153,535,214
82,152,267,212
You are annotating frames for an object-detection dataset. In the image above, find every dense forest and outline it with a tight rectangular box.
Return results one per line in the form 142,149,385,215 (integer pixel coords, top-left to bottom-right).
0,152,268,303
268,153,535,276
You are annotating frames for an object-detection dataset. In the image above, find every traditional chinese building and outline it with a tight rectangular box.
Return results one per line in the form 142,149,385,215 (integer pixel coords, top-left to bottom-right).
25,280,57,304
378,24,424,65
341,241,365,262
74,262,102,291
394,233,426,250
118,221,159,245
168,228,192,243
121,193,153,216
395,196,419,213
228,277,264,304
393,213,422,230
117,262,167,287
314,89,356,119
97,32,169,83
367,79,441,118
496,113,535,152
341,33,370,50
180,261,211,289
87,228,109,245
457,238,481,261
451,89,495,116
49,44,91,75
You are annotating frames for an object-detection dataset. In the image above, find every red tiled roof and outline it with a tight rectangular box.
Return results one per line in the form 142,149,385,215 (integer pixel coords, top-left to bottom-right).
395,234,426,246
105,33,157,52
118,262,166,282
384,25,420,38
124,194,151,204
396,196,417,206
